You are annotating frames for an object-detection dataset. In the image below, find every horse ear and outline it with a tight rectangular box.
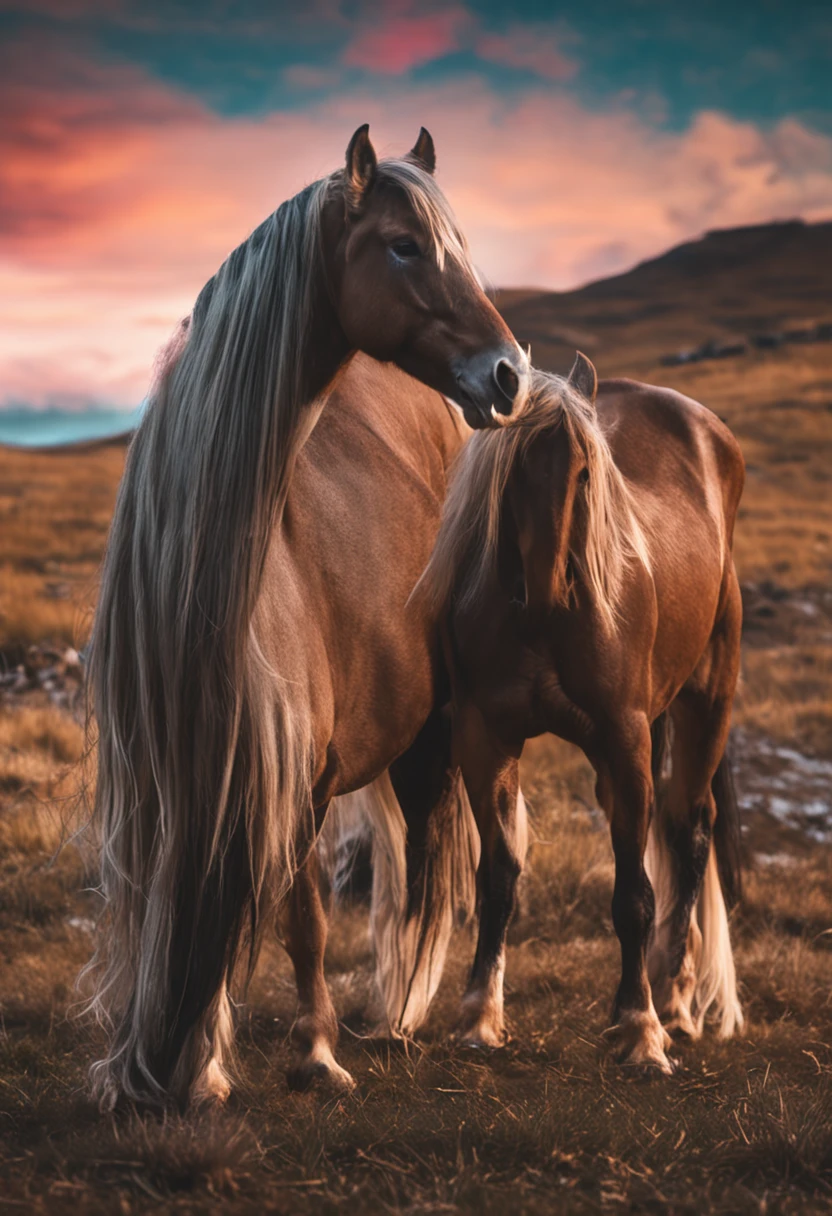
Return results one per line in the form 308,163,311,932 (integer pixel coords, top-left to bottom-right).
407,127,436,175
567,351,598,406
345,123,378,213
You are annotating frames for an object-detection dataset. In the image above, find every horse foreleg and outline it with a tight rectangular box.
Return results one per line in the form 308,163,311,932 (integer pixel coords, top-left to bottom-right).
456,704,525,1048
280,843,355,1092
600,715,675,1074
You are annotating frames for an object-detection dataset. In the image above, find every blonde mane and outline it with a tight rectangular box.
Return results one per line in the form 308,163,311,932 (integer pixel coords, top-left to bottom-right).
421,368,650,631
85,156,474,1106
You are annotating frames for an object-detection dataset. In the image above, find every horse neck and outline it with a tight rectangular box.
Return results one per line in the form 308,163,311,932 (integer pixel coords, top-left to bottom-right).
126,202,355,672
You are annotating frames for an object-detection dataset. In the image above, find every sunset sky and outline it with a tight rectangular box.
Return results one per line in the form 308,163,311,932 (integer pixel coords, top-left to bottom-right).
2,0,831,411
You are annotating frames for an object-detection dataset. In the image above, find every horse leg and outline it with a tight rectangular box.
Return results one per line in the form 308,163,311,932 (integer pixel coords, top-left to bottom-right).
456,704,526,1048
190,980,235,1105
280,840,355,1092
648,587,743,1039
380,707,479,1037
599,714,674,1073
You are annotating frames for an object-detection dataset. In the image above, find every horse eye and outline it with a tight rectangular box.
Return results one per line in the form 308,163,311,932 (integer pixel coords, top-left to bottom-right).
578,468,590,485
390,238,420,259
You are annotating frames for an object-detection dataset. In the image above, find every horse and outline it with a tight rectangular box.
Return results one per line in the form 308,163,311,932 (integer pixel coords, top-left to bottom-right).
416,353,745,1072
85,124,530,1110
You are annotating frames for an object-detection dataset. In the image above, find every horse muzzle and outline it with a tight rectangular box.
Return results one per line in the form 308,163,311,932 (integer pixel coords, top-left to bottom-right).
450,345,530,429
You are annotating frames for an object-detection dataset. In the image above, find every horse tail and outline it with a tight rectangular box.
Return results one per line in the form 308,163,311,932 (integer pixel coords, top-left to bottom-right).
332,770,480,1035
711,750,743,909
695,750,743,1038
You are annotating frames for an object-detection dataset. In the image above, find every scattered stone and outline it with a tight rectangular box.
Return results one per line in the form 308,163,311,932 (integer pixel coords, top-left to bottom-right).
660,319,832,366
0,642,86,713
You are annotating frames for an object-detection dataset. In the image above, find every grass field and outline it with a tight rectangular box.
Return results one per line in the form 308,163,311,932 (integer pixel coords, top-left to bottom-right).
1,225,831,1212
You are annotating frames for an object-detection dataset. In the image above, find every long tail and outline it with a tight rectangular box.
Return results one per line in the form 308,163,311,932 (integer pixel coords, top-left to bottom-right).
696,751,743,1038
328,771,480,1035
646,715,743,1040
711,751,743,909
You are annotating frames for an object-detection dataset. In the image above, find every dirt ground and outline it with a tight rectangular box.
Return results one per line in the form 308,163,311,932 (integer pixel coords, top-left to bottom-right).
1,235,831,1211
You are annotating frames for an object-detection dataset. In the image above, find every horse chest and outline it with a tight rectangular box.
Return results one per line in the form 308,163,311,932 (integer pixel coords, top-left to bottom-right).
533,667,596,749
473,648,594,752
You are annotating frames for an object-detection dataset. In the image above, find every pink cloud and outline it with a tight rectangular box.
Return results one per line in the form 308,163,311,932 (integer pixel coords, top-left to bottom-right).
342,8,470,74
476,25,578,81
2,50,832,409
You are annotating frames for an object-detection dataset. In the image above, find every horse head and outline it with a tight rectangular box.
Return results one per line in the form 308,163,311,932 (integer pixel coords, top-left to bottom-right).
323,125,530,429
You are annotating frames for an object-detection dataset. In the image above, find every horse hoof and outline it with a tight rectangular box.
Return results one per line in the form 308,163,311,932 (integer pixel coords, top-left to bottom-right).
459,1024,509,1050
662,1014,700,1043
604,1012,676,1074
192,1057,232,1106
286,1053,355,1094
620,1051,678,1078
622,1055,676,1084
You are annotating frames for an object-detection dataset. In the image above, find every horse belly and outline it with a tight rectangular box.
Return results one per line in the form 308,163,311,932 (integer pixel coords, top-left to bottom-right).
291,482,444,800
649,519,724,711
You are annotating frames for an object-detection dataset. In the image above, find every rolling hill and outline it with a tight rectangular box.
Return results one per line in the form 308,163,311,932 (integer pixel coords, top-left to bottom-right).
496,218,832,378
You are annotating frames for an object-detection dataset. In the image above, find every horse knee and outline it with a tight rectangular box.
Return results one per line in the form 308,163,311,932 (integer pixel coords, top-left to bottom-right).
612,862,655,945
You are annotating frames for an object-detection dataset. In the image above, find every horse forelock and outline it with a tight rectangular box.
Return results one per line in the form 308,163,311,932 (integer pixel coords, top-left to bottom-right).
369,157,477,279
421,369,650,630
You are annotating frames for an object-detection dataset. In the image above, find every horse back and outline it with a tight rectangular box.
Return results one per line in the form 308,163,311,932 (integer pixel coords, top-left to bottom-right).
593,379,744,713
597,378,745,552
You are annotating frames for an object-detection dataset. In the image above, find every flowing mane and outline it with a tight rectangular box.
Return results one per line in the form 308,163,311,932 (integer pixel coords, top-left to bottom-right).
421,368,650,631
85,155,477,1105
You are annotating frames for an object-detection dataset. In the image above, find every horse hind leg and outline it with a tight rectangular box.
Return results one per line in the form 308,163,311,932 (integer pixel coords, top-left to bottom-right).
645,710,710,1043
647,643,743,1041
280,840,355,1092
191,981,234,1105
379,707,480,1039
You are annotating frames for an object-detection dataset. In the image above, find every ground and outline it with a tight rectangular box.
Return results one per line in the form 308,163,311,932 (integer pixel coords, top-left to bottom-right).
1,231,831,1211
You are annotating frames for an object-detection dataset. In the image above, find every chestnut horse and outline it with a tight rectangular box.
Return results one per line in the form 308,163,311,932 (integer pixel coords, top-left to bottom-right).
419,354,745,1072
86,125,529,1109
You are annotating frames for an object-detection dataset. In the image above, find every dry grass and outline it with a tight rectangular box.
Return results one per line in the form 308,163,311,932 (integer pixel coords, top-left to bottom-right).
0,753,830,1212
0,442,122,652
1,282,831,1209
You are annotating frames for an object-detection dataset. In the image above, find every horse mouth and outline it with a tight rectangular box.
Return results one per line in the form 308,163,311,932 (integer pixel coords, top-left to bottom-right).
444,392,502,431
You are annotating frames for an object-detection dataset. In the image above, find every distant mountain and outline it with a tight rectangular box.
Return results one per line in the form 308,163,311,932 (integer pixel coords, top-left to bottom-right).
496,219,832,378
3,220,829,451
0,406,142,449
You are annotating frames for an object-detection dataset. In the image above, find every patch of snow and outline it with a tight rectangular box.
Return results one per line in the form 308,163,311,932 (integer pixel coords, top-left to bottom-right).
735,732,832,840
66,916,95,934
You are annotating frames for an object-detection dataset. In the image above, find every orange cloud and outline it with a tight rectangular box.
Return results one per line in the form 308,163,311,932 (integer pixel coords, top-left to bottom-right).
2,53,832,409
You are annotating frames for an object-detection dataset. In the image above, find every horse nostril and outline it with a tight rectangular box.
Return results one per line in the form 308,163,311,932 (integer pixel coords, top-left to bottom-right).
493,359,520,414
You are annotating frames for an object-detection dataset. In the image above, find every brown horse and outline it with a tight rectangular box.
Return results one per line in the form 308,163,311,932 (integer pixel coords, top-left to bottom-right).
420,354,745,1072
86,125,529,1109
